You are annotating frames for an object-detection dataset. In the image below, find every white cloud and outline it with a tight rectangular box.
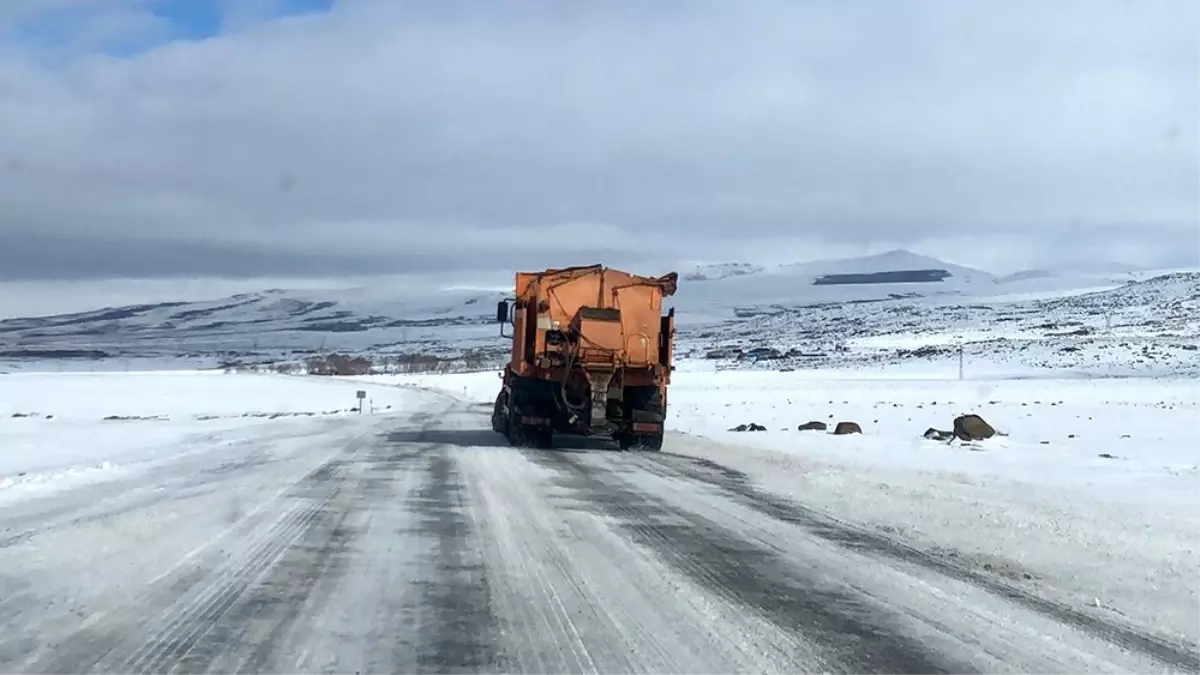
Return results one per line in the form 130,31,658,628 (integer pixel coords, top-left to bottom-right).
0,0,170,57
0,0,1196,280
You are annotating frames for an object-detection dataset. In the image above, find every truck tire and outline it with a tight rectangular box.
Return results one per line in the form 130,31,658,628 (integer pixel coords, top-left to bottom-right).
619,432,662,451
506,406,528,447
620,386,664,451
505,399,552,449
492,392,509,436
510,422,551,449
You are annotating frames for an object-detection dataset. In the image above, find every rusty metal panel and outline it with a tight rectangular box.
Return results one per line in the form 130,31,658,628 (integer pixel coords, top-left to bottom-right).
575,315,625,353
614,284,659,366
515,272,537,298
661,308,676,384
545,273,604,325
507,264,677,386
512,306,527,368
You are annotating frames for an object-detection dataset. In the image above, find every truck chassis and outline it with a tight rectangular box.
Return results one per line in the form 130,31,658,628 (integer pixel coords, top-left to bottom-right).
489,265,677,451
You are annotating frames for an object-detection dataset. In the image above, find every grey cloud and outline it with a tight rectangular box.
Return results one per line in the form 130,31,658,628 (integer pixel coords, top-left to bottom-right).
0,231,402,280
0,229,666,281
0,0,1196,281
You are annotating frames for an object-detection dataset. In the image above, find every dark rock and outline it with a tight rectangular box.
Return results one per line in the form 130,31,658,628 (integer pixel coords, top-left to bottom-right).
833,421,862,435
924,428,955,441
798,421,828,431
953,414,996,441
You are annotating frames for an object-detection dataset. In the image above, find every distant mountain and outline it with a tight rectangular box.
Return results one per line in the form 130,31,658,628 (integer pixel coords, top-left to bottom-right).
997,261,1148,284
681,261,766,282
776,249,996,284
1058,261,1144,275
12,251,1178,369
0,287,508,365
666,249,1000,313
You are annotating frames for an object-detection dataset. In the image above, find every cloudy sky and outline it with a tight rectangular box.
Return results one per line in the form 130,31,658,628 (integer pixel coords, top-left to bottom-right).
0,0,1197,285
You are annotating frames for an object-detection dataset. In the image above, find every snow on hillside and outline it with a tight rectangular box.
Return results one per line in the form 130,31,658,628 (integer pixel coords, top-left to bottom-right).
991,261,1174,292
777,249,995,282
0,254,1195,378
687,271,1200,376
0,286,510,370
681,261,766,282
670,250,1005,315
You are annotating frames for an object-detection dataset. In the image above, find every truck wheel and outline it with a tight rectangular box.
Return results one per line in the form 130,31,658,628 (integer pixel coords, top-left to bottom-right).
492,392,509,436
510,423,551,449
619,432,662,451
505,406,551,449
507,411,530,447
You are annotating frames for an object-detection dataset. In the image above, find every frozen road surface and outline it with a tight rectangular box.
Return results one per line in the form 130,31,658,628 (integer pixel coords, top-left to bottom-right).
2,396,1197,674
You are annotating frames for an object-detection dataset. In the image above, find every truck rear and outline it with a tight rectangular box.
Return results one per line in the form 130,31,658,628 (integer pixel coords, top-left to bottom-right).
491,264,678,450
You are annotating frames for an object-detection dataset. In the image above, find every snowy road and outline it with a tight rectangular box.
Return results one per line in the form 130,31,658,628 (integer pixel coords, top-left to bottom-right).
1,395,1196,674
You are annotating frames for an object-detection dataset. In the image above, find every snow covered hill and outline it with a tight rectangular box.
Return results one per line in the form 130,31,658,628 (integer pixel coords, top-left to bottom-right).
0,253,1195,376
0,286,510,370
778,249,995,282
995,262,1151,287
670,249,1005,316
688,271,1200,376
680,261,766,282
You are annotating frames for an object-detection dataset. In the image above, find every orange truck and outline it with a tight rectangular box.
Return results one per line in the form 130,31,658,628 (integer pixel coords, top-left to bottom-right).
491,264,678,450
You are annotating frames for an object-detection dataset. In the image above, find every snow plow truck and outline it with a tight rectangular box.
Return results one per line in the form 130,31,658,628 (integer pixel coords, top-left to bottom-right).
491,264,678,450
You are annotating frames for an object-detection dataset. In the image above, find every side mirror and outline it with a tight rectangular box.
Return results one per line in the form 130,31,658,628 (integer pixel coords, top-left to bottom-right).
496,300,509,323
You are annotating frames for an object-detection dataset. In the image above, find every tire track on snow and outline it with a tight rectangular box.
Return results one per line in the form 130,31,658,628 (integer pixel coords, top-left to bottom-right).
639,450,1200,673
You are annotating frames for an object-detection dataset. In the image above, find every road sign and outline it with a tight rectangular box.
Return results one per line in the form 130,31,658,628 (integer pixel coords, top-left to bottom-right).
356,390,366,400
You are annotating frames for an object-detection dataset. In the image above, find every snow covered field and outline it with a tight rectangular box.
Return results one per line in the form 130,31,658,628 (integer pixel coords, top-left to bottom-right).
360,366,1200,643
3,365,1197,647
0,372,420,504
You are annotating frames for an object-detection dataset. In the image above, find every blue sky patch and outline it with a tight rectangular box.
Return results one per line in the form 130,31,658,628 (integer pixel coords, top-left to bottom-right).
6,0,335,58
152,0,335,40
149,0,223,40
